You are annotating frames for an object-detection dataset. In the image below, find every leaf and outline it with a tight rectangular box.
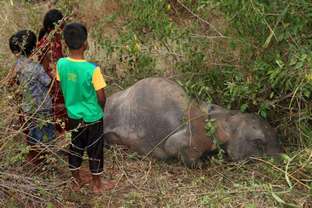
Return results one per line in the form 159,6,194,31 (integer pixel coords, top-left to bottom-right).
303,88,311,98
295,61,304,69
271,189,299,207
260,109,267,119
240,103,248,112
47,202,54,208
263,29,274,48
285,174,293,189
280,153,291,161
271,192,286,204
245,204,257,208
289,57,297,66
275,59,284,68
300,54,308,61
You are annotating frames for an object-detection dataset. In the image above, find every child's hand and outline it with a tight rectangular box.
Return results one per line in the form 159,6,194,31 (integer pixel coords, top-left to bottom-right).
50,64,57,78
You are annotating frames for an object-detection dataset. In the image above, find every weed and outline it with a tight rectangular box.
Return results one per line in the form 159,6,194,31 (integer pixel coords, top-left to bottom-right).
0,0,311,207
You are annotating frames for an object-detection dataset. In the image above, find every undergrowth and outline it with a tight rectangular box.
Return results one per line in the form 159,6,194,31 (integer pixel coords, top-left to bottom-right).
0,0,311,207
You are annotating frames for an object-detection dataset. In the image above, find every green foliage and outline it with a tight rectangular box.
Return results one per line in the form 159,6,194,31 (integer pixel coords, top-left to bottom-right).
57,0,80,15
204,118,225,161
178,0,312,147
1,0,312,207
204,118,216,137
46,202,54,208
97,0,312,147
199,195,211,206
129,0,176,40
229,1,311,146
4,143,30,166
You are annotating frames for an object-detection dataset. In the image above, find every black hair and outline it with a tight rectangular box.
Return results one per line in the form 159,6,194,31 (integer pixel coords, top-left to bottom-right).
63,23,88,50
39,9,63,40
9,30,37,57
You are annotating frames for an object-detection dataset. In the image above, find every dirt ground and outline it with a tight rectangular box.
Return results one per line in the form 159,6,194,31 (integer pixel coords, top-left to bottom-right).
0,1,311,207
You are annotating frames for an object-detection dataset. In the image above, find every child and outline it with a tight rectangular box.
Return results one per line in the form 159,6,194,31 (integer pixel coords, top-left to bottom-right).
9,30,55,162
56,23,109,193
37,9,67,132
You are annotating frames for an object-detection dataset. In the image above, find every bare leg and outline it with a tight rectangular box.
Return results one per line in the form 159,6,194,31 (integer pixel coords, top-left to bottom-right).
26,149,40,165
26,145,44,165
71,169,83,192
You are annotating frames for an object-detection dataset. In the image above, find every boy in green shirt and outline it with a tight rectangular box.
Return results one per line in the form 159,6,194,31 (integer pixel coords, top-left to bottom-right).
56,23,109,193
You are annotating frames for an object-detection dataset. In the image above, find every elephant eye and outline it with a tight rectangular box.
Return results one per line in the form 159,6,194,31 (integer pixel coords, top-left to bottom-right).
254,138,266,152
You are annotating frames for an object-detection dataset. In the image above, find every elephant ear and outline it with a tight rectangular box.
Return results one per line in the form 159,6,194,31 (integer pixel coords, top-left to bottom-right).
245,123,267,154
182,103,214,165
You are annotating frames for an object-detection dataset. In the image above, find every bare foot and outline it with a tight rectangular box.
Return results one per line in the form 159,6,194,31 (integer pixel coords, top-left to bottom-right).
70,170,87,192
91,181,104,194
103,180,116,190
71,178,82,192
91,176,103,194
91,183,103,194
79,168,92,185
91,175,116,194
70,177,91,192
92,180,116,194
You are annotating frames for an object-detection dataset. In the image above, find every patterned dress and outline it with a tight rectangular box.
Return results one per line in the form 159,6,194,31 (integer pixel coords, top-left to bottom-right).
37,33,67,131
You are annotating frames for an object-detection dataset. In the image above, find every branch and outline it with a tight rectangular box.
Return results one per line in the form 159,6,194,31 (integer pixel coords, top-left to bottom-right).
175,0,224,37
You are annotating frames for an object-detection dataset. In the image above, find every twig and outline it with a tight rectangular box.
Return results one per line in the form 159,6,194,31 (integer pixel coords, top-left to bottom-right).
251,157,310,190
175,0,224,37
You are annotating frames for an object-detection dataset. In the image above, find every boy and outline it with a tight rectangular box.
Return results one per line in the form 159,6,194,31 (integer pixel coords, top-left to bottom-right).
56,23,108,193
9,30,55,162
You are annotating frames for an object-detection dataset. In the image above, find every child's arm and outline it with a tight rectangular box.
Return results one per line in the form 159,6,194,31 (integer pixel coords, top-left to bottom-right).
41,52,54,78
92,67,107,111
36,64,52,87
96,89,106,110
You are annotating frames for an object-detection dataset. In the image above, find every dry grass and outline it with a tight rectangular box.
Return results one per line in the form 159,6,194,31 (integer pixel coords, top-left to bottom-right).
0,1,42,75
0,0,311,207
2,144,311,207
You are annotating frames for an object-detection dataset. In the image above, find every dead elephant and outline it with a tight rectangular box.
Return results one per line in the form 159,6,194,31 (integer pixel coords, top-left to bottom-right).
103,77,282,166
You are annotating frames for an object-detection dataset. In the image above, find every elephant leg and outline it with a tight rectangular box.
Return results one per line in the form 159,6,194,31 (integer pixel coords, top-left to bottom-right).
163,128,198,166
164,128,188,158
164,128,206,167
163,103,213,167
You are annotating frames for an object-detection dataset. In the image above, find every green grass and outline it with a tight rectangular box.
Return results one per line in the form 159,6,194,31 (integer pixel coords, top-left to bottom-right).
0,0,311,207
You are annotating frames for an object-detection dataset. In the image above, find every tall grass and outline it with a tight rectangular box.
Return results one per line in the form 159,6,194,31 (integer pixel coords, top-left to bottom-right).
0,0,311,207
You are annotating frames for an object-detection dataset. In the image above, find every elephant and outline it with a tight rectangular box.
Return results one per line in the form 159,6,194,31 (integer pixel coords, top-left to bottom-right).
103,77,282,166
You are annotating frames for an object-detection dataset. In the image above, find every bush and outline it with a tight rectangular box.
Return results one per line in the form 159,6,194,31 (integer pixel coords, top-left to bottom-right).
97,0,312,147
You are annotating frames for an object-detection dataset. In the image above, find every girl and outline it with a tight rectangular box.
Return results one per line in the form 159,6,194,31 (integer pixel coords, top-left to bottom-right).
9,30,55,163
37,9,67,132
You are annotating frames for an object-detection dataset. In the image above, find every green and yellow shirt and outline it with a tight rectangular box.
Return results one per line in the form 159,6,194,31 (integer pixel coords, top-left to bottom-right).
56,57,107,122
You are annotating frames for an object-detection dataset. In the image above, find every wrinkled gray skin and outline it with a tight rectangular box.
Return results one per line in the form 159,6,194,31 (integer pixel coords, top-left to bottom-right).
103,77,282,166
